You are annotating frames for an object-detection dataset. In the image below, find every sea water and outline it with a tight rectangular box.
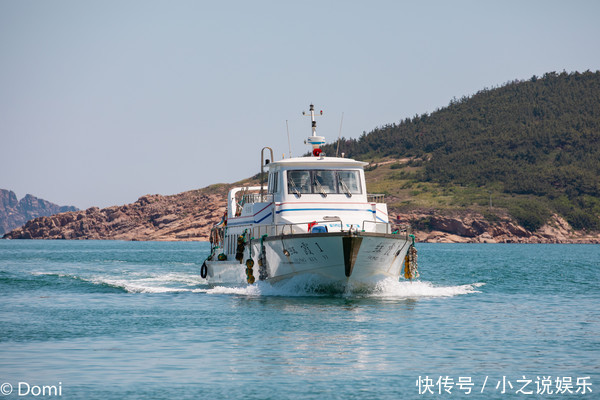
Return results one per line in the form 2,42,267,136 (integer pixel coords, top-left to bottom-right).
0,241,598,399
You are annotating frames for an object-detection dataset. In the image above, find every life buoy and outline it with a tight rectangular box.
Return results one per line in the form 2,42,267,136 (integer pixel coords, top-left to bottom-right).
246,258,256,284
200,262,208,279
404,244,419,280
258,234,268,281
236,234,246,263
246,266,255,284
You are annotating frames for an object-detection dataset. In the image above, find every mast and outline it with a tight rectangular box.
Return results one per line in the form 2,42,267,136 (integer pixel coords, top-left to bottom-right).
303,104,325,156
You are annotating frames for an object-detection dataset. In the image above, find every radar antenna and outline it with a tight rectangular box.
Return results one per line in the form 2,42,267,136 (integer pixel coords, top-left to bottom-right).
302,104,325,157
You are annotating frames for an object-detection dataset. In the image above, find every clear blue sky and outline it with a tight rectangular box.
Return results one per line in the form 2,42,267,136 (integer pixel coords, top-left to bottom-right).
1,0,599,209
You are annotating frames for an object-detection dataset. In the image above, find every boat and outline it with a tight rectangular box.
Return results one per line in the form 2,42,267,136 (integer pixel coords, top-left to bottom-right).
201,104,418,289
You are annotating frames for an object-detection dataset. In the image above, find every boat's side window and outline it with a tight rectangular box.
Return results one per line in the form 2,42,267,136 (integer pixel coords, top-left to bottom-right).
268,172,279,194
313,170,337,194
288,170,311,194
337,170,362,194
267,173,273,194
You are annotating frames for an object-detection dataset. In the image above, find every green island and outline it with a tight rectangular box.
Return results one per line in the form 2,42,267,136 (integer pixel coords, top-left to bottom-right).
321,71,600,233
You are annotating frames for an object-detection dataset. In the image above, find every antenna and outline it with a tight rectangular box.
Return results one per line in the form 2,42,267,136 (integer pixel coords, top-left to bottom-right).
286,120,292,158
335,112,344,157
303,104,325,157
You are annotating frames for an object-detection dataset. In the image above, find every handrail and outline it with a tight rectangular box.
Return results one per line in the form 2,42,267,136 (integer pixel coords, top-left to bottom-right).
244,218,343,239
362,220,390,234
260,147,274,202
211,218,410,253
367,193,385,203
241,193,273,204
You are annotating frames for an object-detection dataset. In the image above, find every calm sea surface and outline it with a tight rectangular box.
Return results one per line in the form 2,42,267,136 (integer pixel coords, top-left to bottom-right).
0,241,598,399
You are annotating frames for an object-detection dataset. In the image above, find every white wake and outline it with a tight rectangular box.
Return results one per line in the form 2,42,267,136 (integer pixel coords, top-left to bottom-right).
194,275,484,298
33,270,483,298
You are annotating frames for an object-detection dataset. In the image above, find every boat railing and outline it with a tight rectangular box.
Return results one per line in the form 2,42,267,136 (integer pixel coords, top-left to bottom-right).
367,193,385,203
362,220,391,234
212,218,411,244
251,220,332,238
249,218,410,239
392,222,412,237
392,222,412,233
241,193,273,204
209,225,225,248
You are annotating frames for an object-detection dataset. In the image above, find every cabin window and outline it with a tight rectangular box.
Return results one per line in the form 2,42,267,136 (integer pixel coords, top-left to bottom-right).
287,170,362,195
337,170,361,194
267,173,272,193
268,171,279,194
313,170,337,194
288,170,312,194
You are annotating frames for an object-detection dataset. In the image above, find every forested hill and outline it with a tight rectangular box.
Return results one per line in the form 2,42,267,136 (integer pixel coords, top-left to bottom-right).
326,70,600,231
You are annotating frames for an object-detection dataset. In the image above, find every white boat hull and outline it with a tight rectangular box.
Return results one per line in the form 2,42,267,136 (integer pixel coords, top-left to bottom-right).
205,232,412,288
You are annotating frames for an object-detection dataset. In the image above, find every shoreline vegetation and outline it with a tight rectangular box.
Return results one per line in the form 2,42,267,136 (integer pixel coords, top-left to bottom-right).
3,71,599,243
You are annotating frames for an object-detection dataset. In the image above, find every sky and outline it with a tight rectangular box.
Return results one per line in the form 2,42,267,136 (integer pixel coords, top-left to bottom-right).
1,0,599,209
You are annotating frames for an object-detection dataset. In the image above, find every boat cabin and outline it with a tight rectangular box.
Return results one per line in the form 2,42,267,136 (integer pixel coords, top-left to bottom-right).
210,104,391,257
224,156,389,238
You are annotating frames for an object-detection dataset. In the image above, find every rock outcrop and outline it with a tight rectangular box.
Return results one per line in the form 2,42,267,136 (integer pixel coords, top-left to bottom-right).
3,186,228,241
0,189,78,235
395,209,600,244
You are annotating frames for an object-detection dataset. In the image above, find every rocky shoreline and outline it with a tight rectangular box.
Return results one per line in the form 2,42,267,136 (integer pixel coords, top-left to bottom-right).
2,186,229,242
3,186,599,244
398,210,600,244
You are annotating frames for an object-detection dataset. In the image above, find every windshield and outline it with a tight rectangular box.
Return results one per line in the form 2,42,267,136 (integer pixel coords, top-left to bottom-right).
287,170,362,195
287,170,312,194
313,170,337,194
337,170,361,194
